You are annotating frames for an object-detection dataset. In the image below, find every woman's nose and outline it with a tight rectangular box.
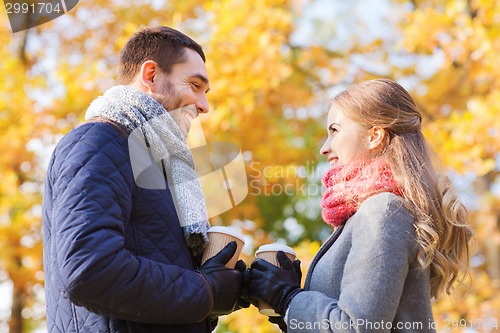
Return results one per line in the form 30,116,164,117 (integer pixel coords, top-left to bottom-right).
320,138,331,156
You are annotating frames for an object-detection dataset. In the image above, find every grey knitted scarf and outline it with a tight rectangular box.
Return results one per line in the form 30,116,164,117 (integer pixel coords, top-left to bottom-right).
85,85,210,257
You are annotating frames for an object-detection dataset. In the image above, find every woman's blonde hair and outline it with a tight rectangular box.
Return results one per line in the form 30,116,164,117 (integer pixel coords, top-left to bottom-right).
332,78,472,297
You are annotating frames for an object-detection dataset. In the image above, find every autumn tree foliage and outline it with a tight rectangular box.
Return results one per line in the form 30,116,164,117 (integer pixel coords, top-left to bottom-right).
0,0,499,332
0,23,46,333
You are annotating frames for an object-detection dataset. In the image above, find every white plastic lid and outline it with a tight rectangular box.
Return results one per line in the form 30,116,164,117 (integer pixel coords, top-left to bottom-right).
207,226,245,242
255,243,295,256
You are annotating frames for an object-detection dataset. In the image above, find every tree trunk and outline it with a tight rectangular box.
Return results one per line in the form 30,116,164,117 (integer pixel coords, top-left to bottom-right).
8,285,24,333
8,252,24,333
473,173,500,283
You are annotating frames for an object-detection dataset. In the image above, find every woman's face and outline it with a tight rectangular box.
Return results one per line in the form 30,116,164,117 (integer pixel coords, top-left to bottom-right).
320,105,372,167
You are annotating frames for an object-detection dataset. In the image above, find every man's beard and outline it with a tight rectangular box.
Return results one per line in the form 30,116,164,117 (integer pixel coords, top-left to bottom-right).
152,79,183,112
151,79,195,139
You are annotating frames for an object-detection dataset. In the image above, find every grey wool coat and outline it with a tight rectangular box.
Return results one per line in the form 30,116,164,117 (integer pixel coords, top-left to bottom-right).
287,192,436,333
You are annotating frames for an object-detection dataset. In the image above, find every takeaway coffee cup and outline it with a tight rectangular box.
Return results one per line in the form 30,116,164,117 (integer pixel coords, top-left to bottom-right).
255,243,296,317
201,226,245,269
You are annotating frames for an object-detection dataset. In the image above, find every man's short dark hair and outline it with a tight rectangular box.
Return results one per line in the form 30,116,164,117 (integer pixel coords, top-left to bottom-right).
118,26,206,84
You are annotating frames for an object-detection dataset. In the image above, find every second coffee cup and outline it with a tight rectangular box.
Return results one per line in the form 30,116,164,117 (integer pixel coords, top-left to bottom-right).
255,243,296,317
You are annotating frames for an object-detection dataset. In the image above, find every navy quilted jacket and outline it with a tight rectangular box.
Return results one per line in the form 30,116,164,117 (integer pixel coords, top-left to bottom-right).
42,121,215,333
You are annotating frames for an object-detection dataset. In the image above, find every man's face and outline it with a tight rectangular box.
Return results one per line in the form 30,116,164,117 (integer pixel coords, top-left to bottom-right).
152,48,210,138
153,48,210,113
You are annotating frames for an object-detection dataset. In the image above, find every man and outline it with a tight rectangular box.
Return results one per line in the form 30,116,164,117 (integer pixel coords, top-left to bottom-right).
42,26,245,333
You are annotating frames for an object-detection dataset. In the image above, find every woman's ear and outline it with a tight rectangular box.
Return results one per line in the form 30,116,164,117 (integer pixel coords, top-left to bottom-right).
368,126,386,151
139,60,158,94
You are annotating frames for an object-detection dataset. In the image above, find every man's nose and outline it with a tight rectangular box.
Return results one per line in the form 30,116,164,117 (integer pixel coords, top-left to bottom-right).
195,94,209,114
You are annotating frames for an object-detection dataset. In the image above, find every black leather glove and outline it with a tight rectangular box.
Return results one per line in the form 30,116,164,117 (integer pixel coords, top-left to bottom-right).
249,251,302,316
267,260,302,333
233,259,258,310
268,316,288,332
197,241,243,317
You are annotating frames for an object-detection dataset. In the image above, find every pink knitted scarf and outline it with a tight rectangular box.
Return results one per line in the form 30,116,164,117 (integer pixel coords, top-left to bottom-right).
321,158,402,227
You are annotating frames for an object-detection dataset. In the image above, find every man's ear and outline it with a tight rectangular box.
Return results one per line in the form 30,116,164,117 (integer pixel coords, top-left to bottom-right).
139,60,158,93
368,126,386,151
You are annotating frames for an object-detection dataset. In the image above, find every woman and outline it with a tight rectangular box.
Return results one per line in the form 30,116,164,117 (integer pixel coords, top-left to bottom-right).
248,78,472,332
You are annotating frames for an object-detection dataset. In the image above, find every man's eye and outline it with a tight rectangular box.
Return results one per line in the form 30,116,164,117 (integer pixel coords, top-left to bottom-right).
191,82,200,89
